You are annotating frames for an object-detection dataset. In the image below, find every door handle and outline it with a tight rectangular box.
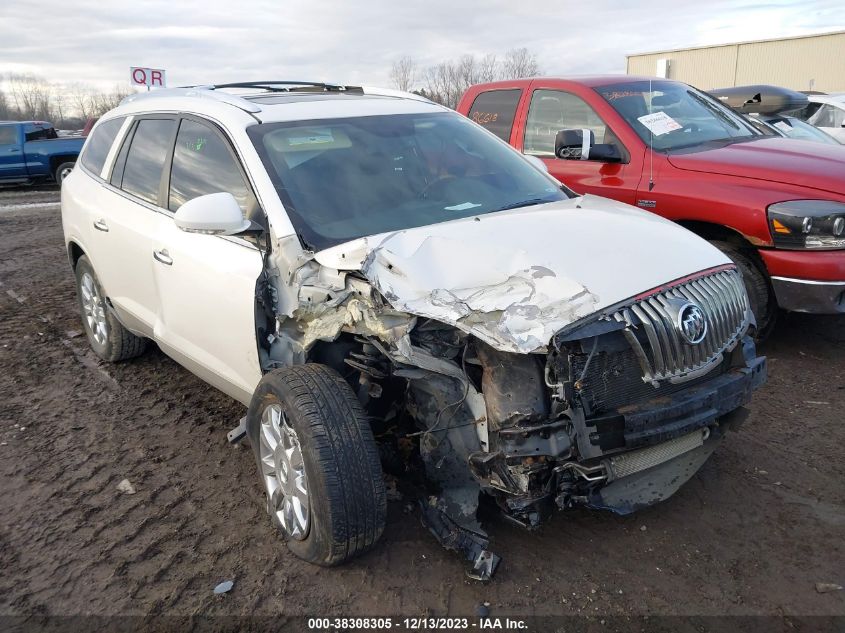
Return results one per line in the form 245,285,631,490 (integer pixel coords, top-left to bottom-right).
153,249,173,266
93,219,109,232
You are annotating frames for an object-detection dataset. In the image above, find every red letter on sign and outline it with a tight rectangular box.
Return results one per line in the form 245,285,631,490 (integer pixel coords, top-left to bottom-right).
132,68,147,86
151,70,162,87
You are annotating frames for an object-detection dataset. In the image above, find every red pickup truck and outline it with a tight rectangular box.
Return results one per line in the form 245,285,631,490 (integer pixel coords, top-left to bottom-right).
457,77,845,334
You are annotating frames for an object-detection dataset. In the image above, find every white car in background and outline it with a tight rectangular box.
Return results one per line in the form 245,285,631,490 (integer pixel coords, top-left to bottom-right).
61,81,765,579
803,94,845,142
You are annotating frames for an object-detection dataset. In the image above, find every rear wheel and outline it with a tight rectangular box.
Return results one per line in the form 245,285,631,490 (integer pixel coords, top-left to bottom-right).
711,241,776,339
247,363,386,566
74,255,148,361
55,161,75,185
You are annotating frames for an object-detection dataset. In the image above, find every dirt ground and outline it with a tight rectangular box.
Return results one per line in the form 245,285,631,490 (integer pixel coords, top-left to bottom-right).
1,185,843,621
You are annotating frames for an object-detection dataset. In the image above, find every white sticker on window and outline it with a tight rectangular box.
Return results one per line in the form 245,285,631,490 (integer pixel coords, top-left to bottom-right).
773,120,792,132
636,111,682,136
444,202,482,212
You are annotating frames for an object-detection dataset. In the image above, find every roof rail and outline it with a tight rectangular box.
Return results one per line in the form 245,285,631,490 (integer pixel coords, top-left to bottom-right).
118,81,431,114
120,87,262,113
209,81,364,93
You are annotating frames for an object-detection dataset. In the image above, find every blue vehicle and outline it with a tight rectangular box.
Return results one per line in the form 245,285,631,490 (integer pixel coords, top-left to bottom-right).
0,121,86,186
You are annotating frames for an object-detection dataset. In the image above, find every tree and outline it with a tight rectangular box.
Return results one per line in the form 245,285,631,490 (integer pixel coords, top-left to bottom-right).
402,48,542,109
390,56,417,92
501,47,541,79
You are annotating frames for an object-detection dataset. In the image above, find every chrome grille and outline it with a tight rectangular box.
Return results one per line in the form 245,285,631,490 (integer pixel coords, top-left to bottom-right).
613,268,750,384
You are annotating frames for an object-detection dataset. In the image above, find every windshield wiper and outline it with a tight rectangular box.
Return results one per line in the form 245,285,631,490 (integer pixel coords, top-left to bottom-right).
490,198,551,213
687,91,744,133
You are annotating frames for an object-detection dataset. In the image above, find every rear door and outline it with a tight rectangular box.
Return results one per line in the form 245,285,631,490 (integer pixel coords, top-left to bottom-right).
0,125,26,179
91,116,177,334
151,116,264,405
517,86,641,204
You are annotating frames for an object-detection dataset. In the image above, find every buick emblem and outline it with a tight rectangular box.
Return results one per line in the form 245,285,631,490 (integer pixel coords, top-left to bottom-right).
678,302,707,344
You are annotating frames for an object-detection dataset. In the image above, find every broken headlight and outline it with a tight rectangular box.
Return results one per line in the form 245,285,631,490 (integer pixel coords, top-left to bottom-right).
768,200,845,250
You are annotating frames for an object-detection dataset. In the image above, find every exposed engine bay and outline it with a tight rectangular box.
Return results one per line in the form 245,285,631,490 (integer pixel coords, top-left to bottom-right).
254,230,767,580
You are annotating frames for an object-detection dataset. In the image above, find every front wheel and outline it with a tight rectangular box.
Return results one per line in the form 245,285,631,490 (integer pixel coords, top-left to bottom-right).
711,241,777,339
246,364,386,566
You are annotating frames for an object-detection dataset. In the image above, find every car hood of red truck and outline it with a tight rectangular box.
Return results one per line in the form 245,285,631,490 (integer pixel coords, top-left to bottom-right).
666,137,845,197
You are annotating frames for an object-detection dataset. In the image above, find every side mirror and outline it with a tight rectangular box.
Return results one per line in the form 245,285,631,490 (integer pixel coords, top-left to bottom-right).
173,192,251,235
555,128,623,163
555,129,594,159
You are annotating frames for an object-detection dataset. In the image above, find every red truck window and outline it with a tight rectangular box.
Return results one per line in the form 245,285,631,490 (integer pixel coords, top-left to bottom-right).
524,90,610,156
467,89,521,142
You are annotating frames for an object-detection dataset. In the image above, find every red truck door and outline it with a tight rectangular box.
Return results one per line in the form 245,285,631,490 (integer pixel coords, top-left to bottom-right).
511,83,644,205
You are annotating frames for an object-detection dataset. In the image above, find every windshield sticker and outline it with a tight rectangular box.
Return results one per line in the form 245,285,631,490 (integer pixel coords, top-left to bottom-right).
444,202,482,212
287,133,334,146
637,111,682,136
773,120,792,132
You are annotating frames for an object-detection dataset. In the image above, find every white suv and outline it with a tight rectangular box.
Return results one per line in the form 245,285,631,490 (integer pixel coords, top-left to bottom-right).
62,81,766,579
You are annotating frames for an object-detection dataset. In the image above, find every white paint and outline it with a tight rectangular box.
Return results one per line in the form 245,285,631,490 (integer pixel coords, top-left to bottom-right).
317,195,729,354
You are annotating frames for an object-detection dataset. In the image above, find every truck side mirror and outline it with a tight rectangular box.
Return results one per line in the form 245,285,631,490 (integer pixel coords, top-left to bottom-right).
555,129,594,159
555,128,623,163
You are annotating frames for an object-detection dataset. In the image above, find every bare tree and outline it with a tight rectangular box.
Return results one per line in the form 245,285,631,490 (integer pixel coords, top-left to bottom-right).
6,73,58,121
390,56,418,92
501,47,541,79
417,48,542,109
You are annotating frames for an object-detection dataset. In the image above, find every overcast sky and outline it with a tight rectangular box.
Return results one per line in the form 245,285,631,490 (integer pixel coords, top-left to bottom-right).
1,0,843,91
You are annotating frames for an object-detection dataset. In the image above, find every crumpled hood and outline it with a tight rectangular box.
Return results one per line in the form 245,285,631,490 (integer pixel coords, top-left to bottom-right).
314,195,729,353
667,137,845,197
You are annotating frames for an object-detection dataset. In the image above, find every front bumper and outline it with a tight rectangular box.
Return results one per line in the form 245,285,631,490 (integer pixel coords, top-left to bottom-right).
577,341,767,457
771,276,845,313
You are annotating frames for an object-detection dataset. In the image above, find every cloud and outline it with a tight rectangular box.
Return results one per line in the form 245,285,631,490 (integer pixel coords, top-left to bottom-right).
0,0,842,92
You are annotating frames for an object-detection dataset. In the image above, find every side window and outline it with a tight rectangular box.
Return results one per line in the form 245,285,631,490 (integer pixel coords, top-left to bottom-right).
0,126,16,145
168,119,255,216
24,126,57,141
467,89,521,142
524,90,610,157
812,104,845,128
80,117,126,176
120,119,177,205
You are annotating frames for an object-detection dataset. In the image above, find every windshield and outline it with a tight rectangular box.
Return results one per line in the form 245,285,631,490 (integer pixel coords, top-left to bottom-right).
249,112,571,250
596,80,762,151
763,116,841,145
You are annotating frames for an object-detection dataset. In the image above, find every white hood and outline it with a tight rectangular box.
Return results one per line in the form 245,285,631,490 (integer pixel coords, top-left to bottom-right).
314,195,729,353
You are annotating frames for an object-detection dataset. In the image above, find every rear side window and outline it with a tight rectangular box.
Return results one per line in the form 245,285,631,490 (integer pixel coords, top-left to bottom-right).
467,89,521,142
24,126,58,141
120,119,176,204
0,126,15,145
80,117,126,176
168,119,255,216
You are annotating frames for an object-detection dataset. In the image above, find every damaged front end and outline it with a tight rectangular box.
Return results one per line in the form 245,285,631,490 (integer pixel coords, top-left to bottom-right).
260,234,766,581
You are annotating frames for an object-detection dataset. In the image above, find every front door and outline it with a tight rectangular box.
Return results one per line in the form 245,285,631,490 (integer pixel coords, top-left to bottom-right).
151,116,264,405
519,88,642,205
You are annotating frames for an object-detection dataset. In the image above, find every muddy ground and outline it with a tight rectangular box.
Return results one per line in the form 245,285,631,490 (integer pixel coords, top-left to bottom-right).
0,186,843,621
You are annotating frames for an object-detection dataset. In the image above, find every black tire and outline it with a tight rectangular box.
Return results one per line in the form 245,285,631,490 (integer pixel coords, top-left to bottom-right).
246,363,386,566
74,255,148,362
55,161,75,185
711,241,777,339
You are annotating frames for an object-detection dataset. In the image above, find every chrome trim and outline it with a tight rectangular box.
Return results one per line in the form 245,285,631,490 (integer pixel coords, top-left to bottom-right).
771,276,845,314
613,268,750,384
